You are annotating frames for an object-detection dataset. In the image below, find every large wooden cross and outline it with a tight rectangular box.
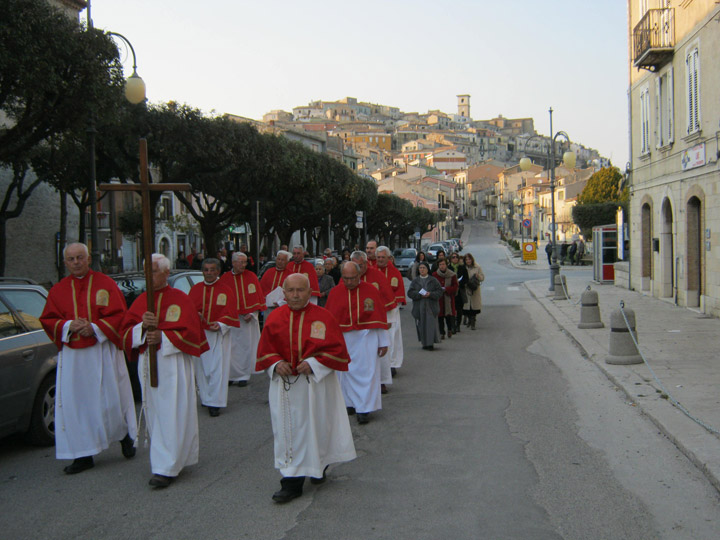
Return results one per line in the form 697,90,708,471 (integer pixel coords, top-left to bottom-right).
99,138,191,387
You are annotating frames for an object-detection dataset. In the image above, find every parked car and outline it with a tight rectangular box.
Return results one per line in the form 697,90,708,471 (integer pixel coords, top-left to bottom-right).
426,242,452,261
109,270,204,307
393,248,417,276
448,238,463,252
0,278,57,446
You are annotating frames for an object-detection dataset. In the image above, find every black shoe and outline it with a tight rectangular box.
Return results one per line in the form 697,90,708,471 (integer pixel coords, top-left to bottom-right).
236,380,248,387
64,456,94,475
273,477,304,503
390,367,397,377
272,488,302,503
381,384,388,394
346,407,355,415
310,465,329,485
208,406,220,417
149,474,174,488
357,413,370,425
120,434,136,459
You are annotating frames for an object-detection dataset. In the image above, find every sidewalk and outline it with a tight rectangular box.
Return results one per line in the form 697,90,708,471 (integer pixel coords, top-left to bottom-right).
508,249,720,493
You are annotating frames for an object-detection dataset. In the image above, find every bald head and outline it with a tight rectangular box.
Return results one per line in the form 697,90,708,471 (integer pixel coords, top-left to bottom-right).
283,273,311,310
341,261,361,290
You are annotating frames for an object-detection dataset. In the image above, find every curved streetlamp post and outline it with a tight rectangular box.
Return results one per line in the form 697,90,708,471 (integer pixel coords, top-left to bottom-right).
87,21,146,270
519,107,576,290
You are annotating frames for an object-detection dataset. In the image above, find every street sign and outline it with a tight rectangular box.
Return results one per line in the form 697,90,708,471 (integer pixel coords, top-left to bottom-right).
355,221,363,229
522,242,537,261
522,219,531,228
356,210,364,217
414,232,421,239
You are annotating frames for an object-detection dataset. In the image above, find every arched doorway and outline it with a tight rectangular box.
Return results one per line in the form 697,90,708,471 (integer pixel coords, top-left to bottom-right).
686,196,702,307
641,202,652,291
660,198,674,298
159,237,171,259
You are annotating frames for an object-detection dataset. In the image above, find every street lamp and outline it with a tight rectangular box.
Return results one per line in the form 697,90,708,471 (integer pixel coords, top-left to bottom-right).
519,107,576,291
87,17,146,271
514,197,524,251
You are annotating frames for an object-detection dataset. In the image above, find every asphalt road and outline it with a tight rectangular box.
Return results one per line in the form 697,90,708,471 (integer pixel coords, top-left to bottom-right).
1,222,718,539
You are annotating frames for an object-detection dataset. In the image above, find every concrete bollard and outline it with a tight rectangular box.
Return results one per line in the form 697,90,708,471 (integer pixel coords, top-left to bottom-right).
605,305,642,365
553,274,569,300
578,288,604,329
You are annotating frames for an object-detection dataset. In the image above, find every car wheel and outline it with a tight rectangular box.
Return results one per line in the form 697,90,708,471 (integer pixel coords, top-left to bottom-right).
25,373,56,447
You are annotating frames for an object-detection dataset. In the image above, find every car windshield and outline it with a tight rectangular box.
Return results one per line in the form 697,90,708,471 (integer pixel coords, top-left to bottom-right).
400,249,416,257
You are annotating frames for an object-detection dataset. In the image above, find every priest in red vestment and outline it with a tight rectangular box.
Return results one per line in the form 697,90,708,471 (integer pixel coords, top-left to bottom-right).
40,242,137,475
189,258,239,417
325,262,389,425
260,250,292,309
288,245,321,299
376,245,406,377
256,273,355,503
365,239,378,268
122,254,208,489
351,250,396,392
218,251,266,386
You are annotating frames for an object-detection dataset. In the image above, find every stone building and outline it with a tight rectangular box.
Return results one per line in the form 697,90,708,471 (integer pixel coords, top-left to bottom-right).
627,0,720,315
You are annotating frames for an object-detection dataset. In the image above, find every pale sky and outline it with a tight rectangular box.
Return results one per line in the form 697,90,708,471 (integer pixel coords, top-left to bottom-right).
89,0,629,167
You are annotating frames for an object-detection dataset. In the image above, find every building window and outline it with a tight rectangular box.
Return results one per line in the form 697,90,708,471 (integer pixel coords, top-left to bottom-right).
655,68,674,148
686,45,700,135
639,85,651,154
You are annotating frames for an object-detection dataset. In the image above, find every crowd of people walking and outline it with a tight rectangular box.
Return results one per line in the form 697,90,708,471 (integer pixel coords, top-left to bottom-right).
40,238,483,503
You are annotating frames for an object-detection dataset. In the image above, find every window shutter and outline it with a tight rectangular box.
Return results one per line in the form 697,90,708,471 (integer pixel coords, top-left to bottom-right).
667,67,674,143
655,77,661,148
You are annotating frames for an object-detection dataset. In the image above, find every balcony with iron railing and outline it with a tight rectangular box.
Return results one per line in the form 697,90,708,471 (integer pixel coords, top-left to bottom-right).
633,8,674,71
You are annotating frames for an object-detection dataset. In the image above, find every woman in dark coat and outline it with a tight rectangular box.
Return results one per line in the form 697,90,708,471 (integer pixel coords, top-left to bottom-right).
432,259,459,339
407,261,443,350
447,252,468,332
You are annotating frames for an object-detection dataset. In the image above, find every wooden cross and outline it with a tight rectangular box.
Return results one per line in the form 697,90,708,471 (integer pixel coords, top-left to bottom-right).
99,138,191,387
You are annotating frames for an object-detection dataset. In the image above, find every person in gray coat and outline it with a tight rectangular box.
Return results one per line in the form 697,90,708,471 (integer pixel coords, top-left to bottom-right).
407,262,443,350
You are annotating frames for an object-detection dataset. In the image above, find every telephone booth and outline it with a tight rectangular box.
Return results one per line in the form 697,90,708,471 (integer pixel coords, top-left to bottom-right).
592,224,617,282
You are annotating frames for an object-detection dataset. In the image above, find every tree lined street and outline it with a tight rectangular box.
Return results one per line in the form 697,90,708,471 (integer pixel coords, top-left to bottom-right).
2,222,717,539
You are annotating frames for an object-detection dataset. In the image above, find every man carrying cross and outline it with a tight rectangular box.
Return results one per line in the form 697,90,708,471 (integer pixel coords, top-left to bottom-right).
122,254,207,488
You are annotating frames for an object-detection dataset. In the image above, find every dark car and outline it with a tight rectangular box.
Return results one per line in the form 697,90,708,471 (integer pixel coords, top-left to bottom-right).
0,279,57,446
109,270,204,307
394,248,417,276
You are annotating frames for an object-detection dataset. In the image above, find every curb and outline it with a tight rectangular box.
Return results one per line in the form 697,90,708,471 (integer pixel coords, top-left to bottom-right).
524,281,720,494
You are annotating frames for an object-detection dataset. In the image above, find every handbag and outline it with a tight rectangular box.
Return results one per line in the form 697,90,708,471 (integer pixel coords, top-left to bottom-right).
468,274,480,292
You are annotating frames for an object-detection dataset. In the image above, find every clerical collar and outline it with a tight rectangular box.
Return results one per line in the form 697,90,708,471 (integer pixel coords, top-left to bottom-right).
232,269,244,275
204,278,219,285
72,273,89,280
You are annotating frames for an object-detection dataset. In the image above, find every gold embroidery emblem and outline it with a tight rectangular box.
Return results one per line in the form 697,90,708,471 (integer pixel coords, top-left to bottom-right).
248,283,256,294
216,293,227,306
391,277,398,287
310,321,326,340
372,282,379,289
364,298,374,311
96,289,109,306
166,304,181,322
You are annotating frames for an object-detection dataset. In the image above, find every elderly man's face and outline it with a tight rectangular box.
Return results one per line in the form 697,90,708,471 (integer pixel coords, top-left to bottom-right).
232,255,247,273
376,251,389,268
151,261,170,290
64,244,90,278
202,262,220,283
351,257,367,276
284,274,311,310
366,241,377,259
292,247,304,263
276,254,289,271
315,264,324,276
324,259,334,272
341,264,361,290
